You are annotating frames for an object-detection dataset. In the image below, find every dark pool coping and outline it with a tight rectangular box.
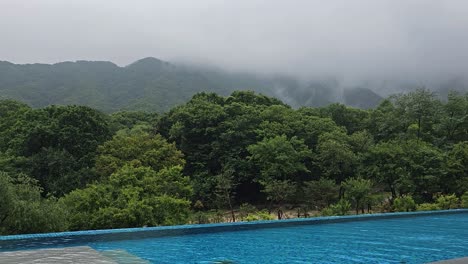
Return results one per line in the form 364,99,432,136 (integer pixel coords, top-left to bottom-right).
1,209,467,251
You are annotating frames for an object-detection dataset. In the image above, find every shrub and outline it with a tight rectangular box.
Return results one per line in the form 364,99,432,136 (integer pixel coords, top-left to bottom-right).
212,211,225,223
436,194,459,209
192,211,210,224
239,203,257,220
244,210,274,221
416,203,440,211
320,199,351,216
331,199,351,215
320,207,335,216
393,195,416,212
462,192,468,208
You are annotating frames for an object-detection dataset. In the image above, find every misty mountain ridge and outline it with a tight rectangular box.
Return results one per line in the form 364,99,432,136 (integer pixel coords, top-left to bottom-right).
0,57,466,112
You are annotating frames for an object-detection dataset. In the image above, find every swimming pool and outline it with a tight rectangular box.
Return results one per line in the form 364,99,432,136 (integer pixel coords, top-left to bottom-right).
1,210,467,263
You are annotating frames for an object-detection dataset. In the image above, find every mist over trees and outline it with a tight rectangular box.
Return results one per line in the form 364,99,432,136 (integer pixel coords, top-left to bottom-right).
0,89,467,235
2,58,466,114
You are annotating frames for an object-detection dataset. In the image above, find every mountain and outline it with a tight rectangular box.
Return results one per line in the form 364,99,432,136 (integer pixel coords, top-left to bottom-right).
0,57,387,112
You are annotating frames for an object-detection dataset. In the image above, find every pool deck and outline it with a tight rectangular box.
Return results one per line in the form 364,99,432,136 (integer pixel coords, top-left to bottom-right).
0,246,115,264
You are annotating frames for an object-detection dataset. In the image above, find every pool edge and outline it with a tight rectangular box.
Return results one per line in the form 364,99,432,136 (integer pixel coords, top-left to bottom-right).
1,209,467,250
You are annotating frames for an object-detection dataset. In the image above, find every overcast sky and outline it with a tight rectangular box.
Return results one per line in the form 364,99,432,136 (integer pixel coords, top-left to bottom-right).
1,0,468,82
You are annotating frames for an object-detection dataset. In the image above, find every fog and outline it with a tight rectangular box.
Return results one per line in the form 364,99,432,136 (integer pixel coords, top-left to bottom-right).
1,0,468,89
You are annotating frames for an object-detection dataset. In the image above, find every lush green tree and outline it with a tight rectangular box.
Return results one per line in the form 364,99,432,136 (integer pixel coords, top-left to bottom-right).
62,165,192,230
2,105,111,195
157,92,227,202
0,172,67,235
96,130,184,178
367,99,402,142
214,169,237,222
261,179,296,219
302,178,339,210
0,100,31,151
365,141,409,200
393,195,416,212
401,140,444,202
461,192,468,208
321,199,351,216
317,131,358,197
437,92,468,143
248,135,312,182
435,194,459,209
342,177,373,214
108,111,158,133
213,102,264,204
318,103,369,134
390,89,442,143
443,141,468,195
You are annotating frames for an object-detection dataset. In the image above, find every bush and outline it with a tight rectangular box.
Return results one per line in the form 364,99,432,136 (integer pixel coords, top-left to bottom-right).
416,203,440,211
320,207,335,216
239,203,257,221
320,199,351,216
436,194,459,209
191,211,210,224
462,192,468,208
393,195,416,212
244,210,274,222
331,199,351,215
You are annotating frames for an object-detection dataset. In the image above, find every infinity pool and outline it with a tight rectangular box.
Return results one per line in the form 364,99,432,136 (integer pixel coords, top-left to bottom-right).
1,211,467,263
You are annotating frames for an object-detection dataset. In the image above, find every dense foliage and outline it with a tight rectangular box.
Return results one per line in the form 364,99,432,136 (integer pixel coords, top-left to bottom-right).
0,89,467,235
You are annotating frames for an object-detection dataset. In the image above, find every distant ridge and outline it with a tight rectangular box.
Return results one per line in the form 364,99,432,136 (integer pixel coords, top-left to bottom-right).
9,57,463,112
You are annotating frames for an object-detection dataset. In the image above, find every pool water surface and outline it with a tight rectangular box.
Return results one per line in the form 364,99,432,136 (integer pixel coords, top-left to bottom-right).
86,213,468,263
1,212,467,263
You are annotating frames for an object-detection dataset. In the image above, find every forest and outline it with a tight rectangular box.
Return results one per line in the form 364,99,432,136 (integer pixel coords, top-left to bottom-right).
0,89,467,235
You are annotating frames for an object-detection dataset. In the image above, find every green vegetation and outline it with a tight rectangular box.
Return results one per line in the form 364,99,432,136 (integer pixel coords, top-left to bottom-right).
0,89,467,235
393,195,416,212
0,59,384,113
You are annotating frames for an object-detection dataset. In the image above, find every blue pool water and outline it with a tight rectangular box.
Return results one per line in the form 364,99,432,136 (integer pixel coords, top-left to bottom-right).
1,212,467,263
86,213,468,264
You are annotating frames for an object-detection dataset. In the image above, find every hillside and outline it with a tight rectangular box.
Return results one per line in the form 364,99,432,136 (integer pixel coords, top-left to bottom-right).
0,58,385,112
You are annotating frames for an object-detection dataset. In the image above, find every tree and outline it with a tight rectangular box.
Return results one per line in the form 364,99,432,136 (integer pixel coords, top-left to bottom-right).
62,165,193,230
3,105,111,196
443,141,468,195
96,130,184,178
393,195,416,212
438,91,468,143
390,88,442,143
318,103,369,134
156,92,227,203
365,141,409,200
261,179,296,219
0,100,30,152
342,177,373,214
0,172,67,235
248,135,312,182
401,140,444,202
317,131,358,197
214,169,237,222
109,111,158,133
302,178,339,210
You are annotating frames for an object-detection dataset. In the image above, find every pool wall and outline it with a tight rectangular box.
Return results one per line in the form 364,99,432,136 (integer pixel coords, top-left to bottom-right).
1,209,467,251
